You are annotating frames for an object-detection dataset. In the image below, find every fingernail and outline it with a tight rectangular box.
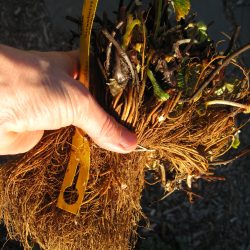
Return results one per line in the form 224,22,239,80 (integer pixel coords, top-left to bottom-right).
120,129,137,151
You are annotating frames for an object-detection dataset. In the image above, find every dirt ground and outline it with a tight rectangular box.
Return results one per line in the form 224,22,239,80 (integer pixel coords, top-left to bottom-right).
0,0,250,249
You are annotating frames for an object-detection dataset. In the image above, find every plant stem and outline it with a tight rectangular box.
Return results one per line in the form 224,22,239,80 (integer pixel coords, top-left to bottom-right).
190,43,250,102
209,147,250,166
105,21,124,74
154,0,162,40
141,23,147,81
122,15,141,50
206,100,250,113
102,29,135,85
224,25,241,56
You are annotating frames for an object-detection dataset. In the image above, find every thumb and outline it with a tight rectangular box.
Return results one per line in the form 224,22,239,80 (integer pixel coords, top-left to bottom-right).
72,88,137,153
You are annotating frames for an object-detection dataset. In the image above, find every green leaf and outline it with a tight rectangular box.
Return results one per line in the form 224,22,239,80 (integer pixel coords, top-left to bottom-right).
232,132,240,149
147,69,170,101
214,83,235,96
225,83,234,93
172,0,191,21
214,86,226,96
177,69,185,88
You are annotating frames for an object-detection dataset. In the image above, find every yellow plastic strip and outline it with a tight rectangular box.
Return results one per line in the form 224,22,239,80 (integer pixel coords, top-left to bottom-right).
80,0,99,86
57,0,99,215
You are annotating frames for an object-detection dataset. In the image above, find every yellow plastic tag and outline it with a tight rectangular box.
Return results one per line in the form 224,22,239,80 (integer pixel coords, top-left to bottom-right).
79,0,99,86
57,129,90,214
57,0,99,215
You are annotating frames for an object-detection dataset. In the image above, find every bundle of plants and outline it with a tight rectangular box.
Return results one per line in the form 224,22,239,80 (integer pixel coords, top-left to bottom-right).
0,0,250,249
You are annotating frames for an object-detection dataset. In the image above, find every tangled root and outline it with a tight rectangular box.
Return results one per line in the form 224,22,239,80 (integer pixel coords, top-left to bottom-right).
0,127,147,250
0,101,241,250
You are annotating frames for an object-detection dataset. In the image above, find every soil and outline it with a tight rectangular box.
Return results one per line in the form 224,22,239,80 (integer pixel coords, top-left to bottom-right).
0,0,250,249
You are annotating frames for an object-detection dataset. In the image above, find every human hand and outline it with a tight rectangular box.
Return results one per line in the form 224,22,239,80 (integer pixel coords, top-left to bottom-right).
0,44,137,155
